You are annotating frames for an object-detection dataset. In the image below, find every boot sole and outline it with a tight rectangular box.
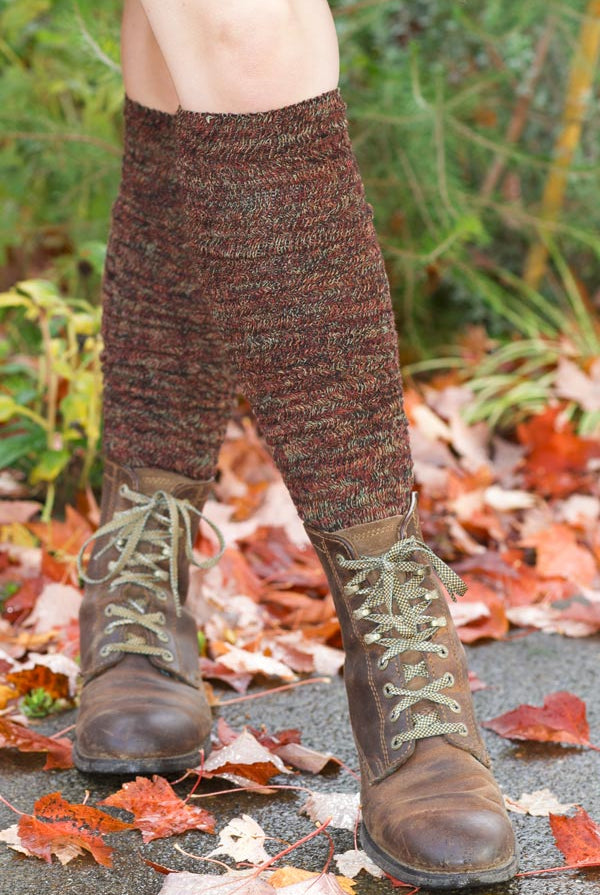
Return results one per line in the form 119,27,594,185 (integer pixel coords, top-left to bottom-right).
72,735,212,776
361,822,519,890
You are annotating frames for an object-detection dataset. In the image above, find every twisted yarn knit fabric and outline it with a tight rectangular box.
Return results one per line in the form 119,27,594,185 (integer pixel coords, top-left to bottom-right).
177,89,414,530
101,97,235,480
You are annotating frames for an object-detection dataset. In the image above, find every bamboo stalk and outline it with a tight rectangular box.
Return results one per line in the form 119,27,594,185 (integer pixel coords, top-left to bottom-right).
524,1,600,288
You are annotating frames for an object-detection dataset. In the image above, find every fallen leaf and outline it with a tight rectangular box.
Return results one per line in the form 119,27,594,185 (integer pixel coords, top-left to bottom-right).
483,691,596,748
270,867,355,894
275,743,336,775
216,644,297,683
523,525,597,587
468,670,487,692
555,358,600,413
504,789,575,817
100,775,215,842
159,871,275,895
300,791,360,831
18,791,132,867
6,664,70,700
0,822,82,865
0,501,41,524
23,581,82,633
334,849,384,878
209,814,270,864
550,806,600,866
0,717,73,770
203,729,289,787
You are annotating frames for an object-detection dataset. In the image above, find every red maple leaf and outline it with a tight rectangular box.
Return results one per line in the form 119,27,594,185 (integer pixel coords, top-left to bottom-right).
0,717,73,770
482,691,597,748
550,807,600,867
99,775,215,842
18,792,132,866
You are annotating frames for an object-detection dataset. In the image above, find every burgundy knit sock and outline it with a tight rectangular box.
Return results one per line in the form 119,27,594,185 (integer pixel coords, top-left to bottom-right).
101,97,235,480
177,90,414,530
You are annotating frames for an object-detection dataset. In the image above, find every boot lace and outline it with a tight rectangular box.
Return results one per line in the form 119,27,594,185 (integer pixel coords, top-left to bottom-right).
77,485,225,663
336,536,469,749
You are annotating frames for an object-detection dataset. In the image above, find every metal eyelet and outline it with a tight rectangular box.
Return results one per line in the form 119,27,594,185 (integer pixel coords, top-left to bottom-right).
449,700,461,714
156,612,166,624
158,632,169,643
100,644,112,657
378,657,389,670
438,646,449,659
161,547,170,558
335,553,345,566
104,604,115,617
162,650,174,663
445,672,455,687
382,683,394,698
116,538,126,550
458,723,468,737
365,632,381,644
118,484,127,496
153,569,163,579
390,736,402,750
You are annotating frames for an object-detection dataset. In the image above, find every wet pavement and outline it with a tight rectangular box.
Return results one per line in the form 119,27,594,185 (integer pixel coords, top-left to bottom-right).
2,631,600,895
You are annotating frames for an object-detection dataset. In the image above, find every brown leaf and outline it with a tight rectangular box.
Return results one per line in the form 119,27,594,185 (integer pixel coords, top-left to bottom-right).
0,717,73,770
455,578,509,643
18,792,132,867
550,806,600,866
159,871,275,895
482,691,595,748
99,775,215,842
203,729,289,787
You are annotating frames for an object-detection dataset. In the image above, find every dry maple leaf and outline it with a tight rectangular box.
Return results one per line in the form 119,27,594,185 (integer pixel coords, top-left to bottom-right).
6,663,70,700
300,791,360,831
202,729,289,787
100,775,215,842
209,814,270,864
159,870,275,895
482,691,597,748
17,791,132,867
550,806,600,866
0,717,73,770
334,849,384,879
504,789,575,817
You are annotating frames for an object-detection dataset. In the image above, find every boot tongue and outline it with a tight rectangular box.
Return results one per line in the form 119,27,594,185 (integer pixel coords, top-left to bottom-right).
127,466,211,508
335,493,421,557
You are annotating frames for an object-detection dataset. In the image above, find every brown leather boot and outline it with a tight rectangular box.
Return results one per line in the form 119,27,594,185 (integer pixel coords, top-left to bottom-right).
306,494,517,890
74,460,224,774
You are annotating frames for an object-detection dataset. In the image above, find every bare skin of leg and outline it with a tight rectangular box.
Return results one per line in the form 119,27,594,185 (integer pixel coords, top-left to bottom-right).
134,0,340,114
121,0,179,113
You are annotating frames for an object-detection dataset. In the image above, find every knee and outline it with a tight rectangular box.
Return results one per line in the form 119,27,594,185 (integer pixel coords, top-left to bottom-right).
204,0,297,64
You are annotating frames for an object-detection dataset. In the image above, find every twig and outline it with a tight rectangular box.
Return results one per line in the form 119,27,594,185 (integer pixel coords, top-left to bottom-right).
214,677,330,706
481,16,557,199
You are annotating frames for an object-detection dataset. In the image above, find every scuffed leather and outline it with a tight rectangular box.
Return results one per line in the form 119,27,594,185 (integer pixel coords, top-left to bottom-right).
305,494,517,876
76,460,213,765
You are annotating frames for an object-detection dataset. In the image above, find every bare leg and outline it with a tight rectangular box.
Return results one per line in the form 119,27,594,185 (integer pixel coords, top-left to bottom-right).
121,0,179,112
139,0,339,113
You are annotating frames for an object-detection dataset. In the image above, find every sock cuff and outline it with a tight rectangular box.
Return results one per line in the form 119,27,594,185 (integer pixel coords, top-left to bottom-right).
176,87,348,162
121,95,175,193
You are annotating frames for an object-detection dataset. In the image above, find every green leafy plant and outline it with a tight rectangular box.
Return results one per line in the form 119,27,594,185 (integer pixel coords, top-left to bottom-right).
20,687,63,719
0,278,103,518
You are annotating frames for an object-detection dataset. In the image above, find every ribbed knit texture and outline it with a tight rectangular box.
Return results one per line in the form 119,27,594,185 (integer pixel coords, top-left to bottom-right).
177,89,414,530
101,97,235,480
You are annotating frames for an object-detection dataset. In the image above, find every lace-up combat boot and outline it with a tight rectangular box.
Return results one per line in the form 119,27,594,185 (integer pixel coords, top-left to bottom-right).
306,493,517,889
74,460,224,774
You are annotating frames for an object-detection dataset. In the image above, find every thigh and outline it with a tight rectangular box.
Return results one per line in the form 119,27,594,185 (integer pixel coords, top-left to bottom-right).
121,0,180,113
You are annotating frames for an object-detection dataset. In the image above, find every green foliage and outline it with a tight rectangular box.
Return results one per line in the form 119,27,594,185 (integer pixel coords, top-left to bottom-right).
0,0,122,263
332,0,600,353
21,687,63,718
0,278,103,518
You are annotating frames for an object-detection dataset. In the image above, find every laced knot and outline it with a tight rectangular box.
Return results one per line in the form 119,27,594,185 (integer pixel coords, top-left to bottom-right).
77,484,225,663
337,535,469,748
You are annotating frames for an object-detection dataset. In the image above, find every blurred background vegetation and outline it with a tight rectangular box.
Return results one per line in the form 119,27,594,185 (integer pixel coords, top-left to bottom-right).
1,0,599,512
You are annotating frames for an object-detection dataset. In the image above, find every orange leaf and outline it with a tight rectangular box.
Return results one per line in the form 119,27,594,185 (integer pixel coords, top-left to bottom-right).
482,691,594,747
455,578,509,643
523,525,598,587
100,775,215,842
6,664,70,700
550,807,600,866
0,717,73,770
18,792,132,866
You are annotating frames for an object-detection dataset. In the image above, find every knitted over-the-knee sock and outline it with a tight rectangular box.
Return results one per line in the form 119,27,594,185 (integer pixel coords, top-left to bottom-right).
177,89,414,530
101,97,235,480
